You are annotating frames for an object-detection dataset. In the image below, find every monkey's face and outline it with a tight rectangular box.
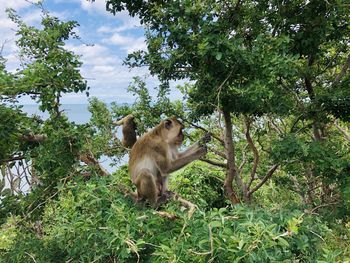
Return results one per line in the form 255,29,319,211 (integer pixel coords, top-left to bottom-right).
163,118,185,146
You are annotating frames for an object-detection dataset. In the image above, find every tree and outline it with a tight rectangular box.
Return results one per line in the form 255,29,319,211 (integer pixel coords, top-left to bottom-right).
0,7,115,220
105,0,349,205
5,8,88,116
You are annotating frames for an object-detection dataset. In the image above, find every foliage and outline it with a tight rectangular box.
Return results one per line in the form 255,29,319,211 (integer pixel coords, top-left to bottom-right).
107,0,349,118
1,174,349,262
6,8,88,115
1,2,349,262
0,8,123,222
170,163,227,210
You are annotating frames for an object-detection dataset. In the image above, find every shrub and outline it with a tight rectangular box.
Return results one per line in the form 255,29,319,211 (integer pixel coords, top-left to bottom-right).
2,171,348,262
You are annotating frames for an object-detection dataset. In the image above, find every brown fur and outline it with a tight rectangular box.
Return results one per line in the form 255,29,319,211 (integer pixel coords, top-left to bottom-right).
129,117,211,205
116,114,137,148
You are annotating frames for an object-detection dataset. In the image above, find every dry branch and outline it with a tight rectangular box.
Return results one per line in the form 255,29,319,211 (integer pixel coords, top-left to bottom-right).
79,152,110,176
154,211,179,220
21,134,47,142
172,193,199,218
0,155,26,164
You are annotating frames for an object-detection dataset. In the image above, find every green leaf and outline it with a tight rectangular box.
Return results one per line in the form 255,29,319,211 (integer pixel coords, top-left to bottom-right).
1,188,12,196
209,221,221,228
277,237,290,247
215,52,222,60
0,176,5,192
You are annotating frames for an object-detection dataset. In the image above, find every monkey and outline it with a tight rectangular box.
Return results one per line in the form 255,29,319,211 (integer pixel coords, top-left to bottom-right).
115,114,137,149
128,117,211,205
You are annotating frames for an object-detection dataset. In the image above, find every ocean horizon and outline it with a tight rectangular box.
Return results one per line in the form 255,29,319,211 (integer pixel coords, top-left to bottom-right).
21,104,127,172
22,104,93,124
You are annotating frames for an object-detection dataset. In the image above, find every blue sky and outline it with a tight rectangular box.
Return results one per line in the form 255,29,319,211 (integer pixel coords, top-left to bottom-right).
0,0,183,104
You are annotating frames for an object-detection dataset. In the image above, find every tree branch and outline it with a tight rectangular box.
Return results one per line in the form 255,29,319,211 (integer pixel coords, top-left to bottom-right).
172,193,199,218
244,116,260,190
238,146,248,176
332,53,350,87
333,121,350,143
268,118,284,135
0,155,26,164
20,134,47,142
79,152,110,176
248,164,279,196
208,146,226,159
184,120,225,145
200,157,227,168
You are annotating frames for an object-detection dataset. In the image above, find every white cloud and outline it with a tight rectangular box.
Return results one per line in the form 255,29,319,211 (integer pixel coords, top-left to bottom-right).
96,10,142,34
92,65,115,74
107,32,146,53
0,0,32,10
0,0,183,104
22,9,42,24
79,0,109,16
64,42,156,103
109,33,133,45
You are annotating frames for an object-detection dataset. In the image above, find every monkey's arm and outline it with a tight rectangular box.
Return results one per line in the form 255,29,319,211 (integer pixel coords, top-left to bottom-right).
165,146,207,174
178,133,211,158
177,142,200,158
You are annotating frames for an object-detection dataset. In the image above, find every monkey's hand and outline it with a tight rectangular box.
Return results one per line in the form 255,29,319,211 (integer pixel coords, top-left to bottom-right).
199,133,211,146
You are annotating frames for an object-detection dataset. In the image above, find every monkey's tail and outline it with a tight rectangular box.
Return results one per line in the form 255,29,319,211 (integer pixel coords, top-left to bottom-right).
135,169,158,205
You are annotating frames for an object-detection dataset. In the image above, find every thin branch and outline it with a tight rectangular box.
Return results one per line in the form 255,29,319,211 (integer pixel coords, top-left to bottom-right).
200,158,227,168
184,120,224,145
216,70,234,111
238,144,249,176
0,155,25,164
26,189,60,218
308,201,339,214
248,164,279,196
332,53,350,86
290,114,304,133
79,152,110,176
268,118,284,135
208,146,226,159
244,116,260,190
24,252,37,263
172,193,199,218
333,121,350,143
20,134,47,142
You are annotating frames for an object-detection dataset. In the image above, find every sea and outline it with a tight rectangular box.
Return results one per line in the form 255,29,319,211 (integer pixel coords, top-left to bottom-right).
1,104,126,194
22,104,92,124
22,104,126,173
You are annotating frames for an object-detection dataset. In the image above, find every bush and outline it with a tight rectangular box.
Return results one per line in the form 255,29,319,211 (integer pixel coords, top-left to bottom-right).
1,171,348,262
170,163,227,210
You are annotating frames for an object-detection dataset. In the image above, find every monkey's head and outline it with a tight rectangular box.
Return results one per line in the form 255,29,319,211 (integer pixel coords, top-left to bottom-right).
162,117,185,146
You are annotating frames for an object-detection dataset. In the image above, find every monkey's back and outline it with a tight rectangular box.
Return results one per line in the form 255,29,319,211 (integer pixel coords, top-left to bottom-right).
129,127,168,182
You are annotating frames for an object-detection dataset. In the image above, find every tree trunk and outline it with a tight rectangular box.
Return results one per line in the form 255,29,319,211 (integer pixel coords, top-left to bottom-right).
222,110,240,204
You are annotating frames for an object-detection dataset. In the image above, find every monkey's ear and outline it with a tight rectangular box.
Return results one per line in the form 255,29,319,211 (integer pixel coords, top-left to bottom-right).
164,119,172,129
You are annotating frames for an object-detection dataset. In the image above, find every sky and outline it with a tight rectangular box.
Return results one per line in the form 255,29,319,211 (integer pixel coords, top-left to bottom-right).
0,0,183,104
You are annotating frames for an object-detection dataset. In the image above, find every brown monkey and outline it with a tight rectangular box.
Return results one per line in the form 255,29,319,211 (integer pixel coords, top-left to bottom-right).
129,117,211,205
115,114,137,149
